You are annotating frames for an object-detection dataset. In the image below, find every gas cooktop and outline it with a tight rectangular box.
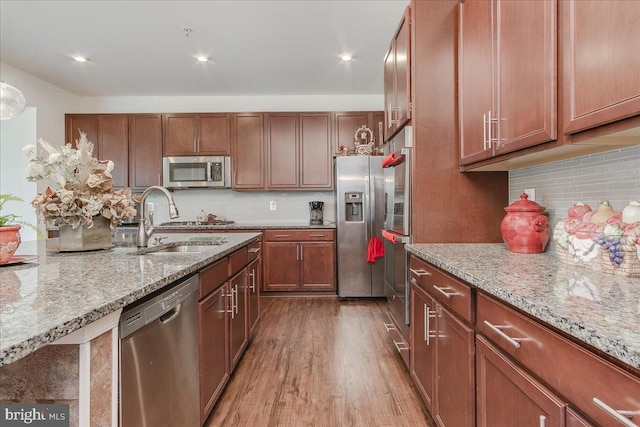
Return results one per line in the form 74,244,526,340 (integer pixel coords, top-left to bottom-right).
160,220,235,226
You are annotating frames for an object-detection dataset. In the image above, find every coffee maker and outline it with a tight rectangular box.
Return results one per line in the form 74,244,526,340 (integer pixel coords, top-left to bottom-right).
309,201,324,225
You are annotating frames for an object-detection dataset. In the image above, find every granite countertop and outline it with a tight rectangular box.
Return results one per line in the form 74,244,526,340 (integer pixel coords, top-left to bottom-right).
0,232,260,366
154,221,336,231
406,243,640,370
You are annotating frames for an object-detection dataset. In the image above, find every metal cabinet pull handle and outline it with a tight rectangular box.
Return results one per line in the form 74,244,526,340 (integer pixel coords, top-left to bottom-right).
593,397,638,427
383,322,396,332
483,320,524,349
393,340,409,352
539,415,546,427
233,285,239,315
424,304,436,345
193,138,197,153
309,234,325,238
410,268,431,277
226,289,234,317
249,270,256,292
432,285,459,299
300,245,303,261
249,247,261,253
483,113,488,150
274,234,290,238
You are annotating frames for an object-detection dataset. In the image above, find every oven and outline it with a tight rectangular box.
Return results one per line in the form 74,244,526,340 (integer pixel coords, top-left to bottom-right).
382,126,412,335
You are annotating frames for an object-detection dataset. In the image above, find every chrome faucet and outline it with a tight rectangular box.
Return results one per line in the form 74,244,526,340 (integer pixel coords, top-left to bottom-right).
136,186,180,247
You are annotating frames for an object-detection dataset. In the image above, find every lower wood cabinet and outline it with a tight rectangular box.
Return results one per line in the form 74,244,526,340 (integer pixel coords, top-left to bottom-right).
229,269,248,372
476,336,565,427
411,285,436,410
247,257,260,337
263,229,336,293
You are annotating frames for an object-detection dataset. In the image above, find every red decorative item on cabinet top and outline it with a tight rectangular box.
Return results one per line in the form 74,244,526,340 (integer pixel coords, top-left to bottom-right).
501,193,550,254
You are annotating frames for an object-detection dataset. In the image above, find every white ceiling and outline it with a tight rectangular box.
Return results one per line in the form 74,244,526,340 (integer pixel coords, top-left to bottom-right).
0,0,409,97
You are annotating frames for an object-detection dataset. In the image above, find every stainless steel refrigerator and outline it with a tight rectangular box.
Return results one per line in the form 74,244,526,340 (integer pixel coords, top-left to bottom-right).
336,156,385,298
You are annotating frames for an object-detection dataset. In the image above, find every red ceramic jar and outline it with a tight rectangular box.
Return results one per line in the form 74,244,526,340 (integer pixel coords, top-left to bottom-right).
500,194,550,254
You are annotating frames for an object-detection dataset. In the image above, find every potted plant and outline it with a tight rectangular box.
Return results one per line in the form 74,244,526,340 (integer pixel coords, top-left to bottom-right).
0,194,41,263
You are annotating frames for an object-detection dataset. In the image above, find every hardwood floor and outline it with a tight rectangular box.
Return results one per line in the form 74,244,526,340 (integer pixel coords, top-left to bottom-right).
205,297,435,427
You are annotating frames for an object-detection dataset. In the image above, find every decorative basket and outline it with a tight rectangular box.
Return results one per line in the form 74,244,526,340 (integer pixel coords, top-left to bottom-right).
553,201,640,277
355,143,374,155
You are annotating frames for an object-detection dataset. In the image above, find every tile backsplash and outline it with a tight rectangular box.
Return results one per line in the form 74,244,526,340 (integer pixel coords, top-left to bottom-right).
509,145,640,252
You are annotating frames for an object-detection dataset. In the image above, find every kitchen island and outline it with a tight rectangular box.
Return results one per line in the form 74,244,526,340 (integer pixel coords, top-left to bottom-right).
0,232,260,426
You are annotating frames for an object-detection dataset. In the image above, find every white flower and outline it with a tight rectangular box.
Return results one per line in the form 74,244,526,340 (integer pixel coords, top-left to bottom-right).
106,160,114,172
48,152,62,164
26,163,45,179
58,189,75,204
22,145,36,156
86,174,104,188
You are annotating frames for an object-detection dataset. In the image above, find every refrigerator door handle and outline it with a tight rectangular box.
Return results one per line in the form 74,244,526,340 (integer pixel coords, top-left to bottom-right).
364,174,370,244
370,174,375,241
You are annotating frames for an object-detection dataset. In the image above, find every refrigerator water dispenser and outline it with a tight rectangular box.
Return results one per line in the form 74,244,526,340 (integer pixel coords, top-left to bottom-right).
345,192,364,222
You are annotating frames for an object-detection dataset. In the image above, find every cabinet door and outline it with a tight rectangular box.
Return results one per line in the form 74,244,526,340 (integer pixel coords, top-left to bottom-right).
435,305,475,427
394,8,411,131
300,113,332,189
411,285,436,411
459,0,493,164
476,336,565,427
300,242,335,290
247,257,260,337
163,114,198,156
129,114,162,190
198,113,231,155
383,43,396,141
266,113,299,189
66,114,98,148
263,242,299,291
495,0,556,155
98,115,129,188
562,0,640,134
198,284,229,423
335,112,369,154
232,113,265,190
229,269,248,372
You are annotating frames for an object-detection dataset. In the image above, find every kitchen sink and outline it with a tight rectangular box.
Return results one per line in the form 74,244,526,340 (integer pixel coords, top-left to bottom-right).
147,245,219,253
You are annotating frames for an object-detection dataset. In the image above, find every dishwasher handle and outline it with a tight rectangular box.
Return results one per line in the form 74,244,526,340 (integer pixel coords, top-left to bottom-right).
159,303,181,324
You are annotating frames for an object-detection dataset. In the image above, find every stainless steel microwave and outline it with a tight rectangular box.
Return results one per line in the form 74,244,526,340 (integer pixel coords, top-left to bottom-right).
162,156,231,189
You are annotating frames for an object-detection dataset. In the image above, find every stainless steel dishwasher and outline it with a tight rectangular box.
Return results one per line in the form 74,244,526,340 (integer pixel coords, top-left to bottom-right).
120,274,199,427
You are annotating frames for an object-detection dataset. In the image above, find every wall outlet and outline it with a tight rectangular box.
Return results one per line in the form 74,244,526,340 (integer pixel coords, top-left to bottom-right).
524,188,536,201
146,202,154,212
269,200,277,211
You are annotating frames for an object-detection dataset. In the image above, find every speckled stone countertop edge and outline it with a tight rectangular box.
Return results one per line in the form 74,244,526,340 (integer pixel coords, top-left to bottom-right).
406,244,640,370
0,234,260,366
153,223,336,231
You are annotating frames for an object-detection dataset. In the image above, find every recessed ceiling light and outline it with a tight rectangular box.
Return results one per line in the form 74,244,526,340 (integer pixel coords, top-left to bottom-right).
72,55,88,63
195,55,210,63
340,54,353,62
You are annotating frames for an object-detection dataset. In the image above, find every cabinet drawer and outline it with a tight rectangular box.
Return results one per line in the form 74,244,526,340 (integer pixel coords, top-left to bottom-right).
229,247,249,276
384,312,410,369
199,258,228,299
409,257,473,323
477,292,640,427
264,229,334,241
248,240,261,261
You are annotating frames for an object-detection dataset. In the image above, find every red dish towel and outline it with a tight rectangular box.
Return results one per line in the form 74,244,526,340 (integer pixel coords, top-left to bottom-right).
367,237,385,263
381,153,396,168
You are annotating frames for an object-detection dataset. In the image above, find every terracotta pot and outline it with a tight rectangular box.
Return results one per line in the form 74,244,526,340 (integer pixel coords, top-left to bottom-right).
500,194,550,254
0,225,21,263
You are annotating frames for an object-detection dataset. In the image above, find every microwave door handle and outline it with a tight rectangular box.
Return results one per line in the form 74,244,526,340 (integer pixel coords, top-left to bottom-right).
206,162,213,182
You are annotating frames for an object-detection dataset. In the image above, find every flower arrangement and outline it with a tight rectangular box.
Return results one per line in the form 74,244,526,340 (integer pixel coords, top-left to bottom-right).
24,132,138,230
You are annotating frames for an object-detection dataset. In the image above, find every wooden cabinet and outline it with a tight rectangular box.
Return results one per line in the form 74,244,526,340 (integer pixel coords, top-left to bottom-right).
334,111,385,153
410,256,475,427
383,6,411,142
476,292,640,427
476,336,565,427
247,241,261,337
562,0,640,134
459,0,557,165
128,114,162,190
229,268,248,372
266,113,332,190
263,230,336,293
198,284,229,424
232,113,265,190
163,113,231,156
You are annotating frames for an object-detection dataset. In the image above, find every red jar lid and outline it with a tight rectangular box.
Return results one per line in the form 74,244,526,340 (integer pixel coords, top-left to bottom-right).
504,193,546,213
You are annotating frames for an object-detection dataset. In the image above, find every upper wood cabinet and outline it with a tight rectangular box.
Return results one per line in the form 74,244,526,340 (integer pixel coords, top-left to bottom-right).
128,114,163,190
266,112,332,190
334,111,385,153
163,113,231,156
65,114,130,189
384,6,411,142
459,0,557,165
562,0,640,134
231,113,265,190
